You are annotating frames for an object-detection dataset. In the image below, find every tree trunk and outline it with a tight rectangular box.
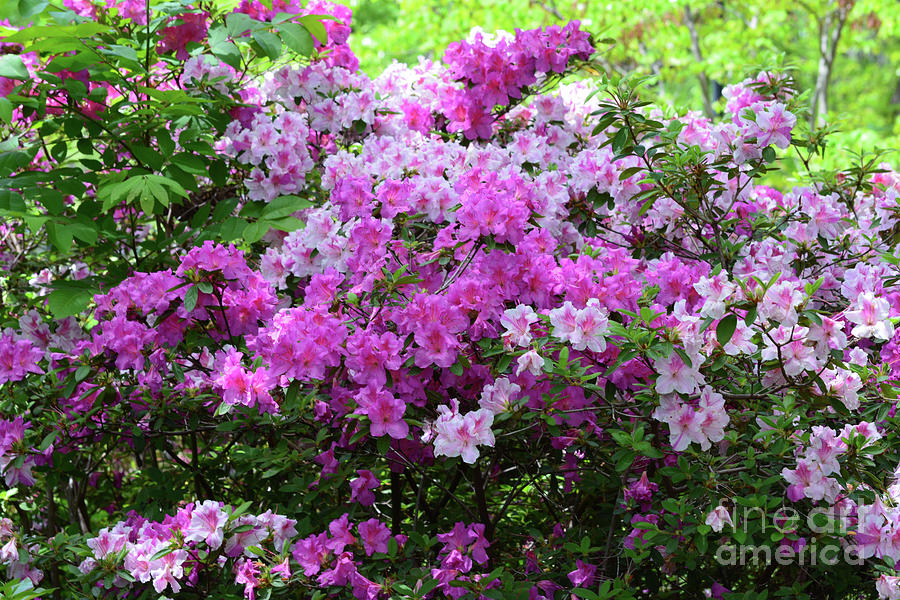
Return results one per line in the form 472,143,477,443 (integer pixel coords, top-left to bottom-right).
685,4,715,119
811,2,852,128
890,75,900,122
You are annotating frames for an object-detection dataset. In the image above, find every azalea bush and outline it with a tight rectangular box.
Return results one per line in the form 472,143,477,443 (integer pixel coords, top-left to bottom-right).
3,1,900,599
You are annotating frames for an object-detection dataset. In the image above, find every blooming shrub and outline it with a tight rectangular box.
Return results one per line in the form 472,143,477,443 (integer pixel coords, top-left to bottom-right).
3,1,900,599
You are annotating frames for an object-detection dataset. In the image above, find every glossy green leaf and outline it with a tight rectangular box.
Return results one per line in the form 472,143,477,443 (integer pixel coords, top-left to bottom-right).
299,15,328,45
252,30,282,60
243,220,269,243
716,314,737,347
277,22,314,55
0,56,28,80
183,285,198,312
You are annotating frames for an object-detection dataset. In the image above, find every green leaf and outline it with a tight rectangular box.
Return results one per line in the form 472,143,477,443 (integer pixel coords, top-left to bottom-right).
68,221,98,244
230,500,253,519
277,22,313,55
263,195,313,219
284,379,301,407
744,305,757,326
243,220,269,243
104,44,139,63
38,431,57,451
219,216,247,241
571,588,602,600
149,546,176,561
0,56,28,80
138,87,209,105
614,450,634,472
0,150,30,176
63,77,87,98
184,286,198,312
239,200,265,219
208,160,228,185
22,215,48,231
4,22,109,44
37,189,65,215
211,41,242,70
46,221,73,252
139,189,155,216
149,174,188,199
716,314,737,347
191,203,211,228
226,12,256,37
131,145,164,171
252,30,282,60
47,284,96,318
46,52,97,73
0,98,12,124
618,165,643,180
604,348,637,377
170,152,206,175
299,15,328,45
17,0,48,18
145,181,167,210
611,126,629,154
673,346,693,369
74,365,90,382
266,215,304,232
557,346,569,369
696,532,708,554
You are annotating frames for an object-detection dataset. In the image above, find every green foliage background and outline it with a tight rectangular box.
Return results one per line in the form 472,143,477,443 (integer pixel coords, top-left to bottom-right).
5,0,898,147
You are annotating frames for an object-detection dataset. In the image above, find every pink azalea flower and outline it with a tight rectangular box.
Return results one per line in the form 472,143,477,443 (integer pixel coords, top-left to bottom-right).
877,575,900,600
846,292,894,341
704,505,734,532
653,353,704,395
270,558,291,580
184,500,228,550
356,385,409,439
516,350,545,376
357,518,390,556
433,408,495,464
234,558,261,600
349,470,381,506
567,559,596,588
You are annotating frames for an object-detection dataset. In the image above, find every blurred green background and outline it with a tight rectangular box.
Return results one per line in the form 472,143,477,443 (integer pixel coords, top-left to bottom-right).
4,0,900,170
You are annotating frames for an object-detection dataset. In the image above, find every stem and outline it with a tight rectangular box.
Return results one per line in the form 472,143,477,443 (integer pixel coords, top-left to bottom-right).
390,470,403,535
45,480,62,600
470,465,491,538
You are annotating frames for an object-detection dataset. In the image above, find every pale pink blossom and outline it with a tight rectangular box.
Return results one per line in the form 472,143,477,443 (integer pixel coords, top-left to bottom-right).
846,292,894,341
876,575,900,600
479,377,521,414
705,505,734,533
516,350,545,376
500,304,538,348
433,408,495,464
694,273,736,319
184,501,228,550
653,353,704,395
